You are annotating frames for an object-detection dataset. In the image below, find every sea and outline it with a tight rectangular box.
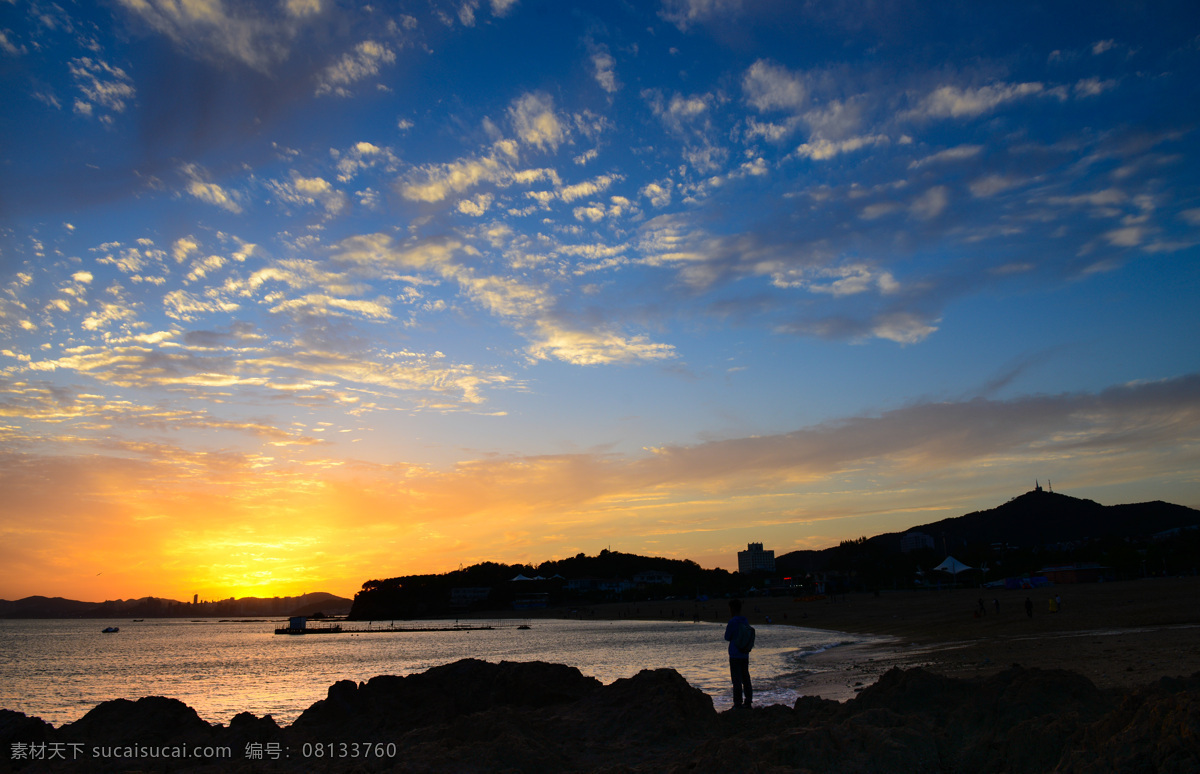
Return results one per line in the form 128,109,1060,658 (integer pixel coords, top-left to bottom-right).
0,617,858,726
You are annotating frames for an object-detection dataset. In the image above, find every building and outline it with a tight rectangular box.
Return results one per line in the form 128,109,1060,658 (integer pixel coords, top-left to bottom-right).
1037,563,1112,584
737,542,775,574
900,531,935,553
450,587,492,609
633,570,673,586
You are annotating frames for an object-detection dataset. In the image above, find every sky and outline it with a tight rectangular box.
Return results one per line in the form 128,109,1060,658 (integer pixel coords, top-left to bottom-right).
2,0,1199,603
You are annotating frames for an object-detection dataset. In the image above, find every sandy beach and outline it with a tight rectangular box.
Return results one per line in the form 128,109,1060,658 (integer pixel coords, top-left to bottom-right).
530,575,1200,701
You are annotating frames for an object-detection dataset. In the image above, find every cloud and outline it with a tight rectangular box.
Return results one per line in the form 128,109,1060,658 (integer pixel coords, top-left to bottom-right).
645,90,714,134
908,145,983,169
1104,226,1146,247
871,312,939,344
969,174,1024,198
401,144,515,203
640,180,673,208
331,232,672,365
115,0,322,71
25,335,508,406
315,40,396,97
268,172,347,216
909,185,948,220
769,263,899,297
591,47,619,94
267,293,393,320
660,0,744,31
69,58,135,121
1075,77,1118,97
910,82,1045,120
527,324,675,366
793,134,887,161
333,141,400,182
181,163,243,213
164,290,241,321
509,92,566,152
458,193,494,216
633,373,1200,486
572,196,636,223
0,29,25,56
742,59,807,112
557,174,620,203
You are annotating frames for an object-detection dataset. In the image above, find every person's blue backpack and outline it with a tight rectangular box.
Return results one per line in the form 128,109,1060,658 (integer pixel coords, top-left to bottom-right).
733,621,756,653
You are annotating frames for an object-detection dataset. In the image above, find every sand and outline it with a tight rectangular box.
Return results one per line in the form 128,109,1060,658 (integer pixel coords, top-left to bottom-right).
552,576,1200,701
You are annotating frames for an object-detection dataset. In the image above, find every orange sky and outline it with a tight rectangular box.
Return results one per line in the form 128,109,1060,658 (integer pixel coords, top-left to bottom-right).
5,376,1198,602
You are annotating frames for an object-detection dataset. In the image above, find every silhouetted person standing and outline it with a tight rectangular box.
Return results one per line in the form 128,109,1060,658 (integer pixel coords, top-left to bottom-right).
724,599,752,708
1025,596,1034,618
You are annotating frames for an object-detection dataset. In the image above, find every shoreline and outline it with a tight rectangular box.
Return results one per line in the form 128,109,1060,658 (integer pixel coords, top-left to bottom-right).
486,575,1200,699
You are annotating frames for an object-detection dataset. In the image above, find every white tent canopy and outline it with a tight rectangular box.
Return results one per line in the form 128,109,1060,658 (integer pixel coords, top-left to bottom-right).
933,556,973,576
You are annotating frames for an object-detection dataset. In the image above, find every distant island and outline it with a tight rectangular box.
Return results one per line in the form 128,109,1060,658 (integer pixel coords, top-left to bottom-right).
350,487,1199,620
0,592,353,620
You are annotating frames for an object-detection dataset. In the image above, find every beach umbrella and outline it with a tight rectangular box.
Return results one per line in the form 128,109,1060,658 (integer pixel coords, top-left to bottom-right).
933,556,973,578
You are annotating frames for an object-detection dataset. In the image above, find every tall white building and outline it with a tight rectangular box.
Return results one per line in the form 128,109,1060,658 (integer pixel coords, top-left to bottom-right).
900,531,934,553
737,542,775,574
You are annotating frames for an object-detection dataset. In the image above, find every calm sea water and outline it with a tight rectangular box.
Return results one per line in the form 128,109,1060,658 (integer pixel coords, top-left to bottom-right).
0,618,854,725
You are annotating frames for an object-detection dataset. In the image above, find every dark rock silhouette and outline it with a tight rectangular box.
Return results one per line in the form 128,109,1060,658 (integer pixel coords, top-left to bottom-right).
3,660,1198,772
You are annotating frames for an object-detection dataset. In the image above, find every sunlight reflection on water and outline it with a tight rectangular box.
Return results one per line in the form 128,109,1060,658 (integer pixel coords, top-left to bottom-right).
1,618,853,724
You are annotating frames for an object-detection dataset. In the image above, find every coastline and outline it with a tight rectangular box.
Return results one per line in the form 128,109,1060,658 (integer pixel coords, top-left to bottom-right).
489,575,1200,699
3,580,1198,771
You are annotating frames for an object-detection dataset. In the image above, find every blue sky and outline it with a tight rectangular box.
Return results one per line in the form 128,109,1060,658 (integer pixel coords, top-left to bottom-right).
2,0,1199,600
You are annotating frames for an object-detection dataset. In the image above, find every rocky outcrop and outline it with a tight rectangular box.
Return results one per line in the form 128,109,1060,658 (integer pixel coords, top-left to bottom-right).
2,661,1197,773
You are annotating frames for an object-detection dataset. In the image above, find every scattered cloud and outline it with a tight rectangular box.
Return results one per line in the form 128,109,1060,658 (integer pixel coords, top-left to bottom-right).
315,40,396,97
180,163,243,213
69,58,135,121
793,134,887,161
591,46,619,94
509,92,566,152
114,0,321,70
909,82,1045,120
742,59,806,113
660,0,744,31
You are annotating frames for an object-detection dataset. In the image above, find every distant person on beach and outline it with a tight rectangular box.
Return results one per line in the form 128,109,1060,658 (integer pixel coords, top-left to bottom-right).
1025,597,1034,618
724,599,753,708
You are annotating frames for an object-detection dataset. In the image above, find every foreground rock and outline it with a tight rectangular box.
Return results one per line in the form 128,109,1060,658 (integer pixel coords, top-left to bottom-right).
1,660,1197,772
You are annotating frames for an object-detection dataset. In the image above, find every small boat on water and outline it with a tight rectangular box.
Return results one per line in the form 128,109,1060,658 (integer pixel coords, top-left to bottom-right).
101,626,119,633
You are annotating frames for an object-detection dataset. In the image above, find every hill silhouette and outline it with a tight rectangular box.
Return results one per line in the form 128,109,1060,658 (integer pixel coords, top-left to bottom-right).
776,487,1200,583
0,592,353,619
350,549,738,620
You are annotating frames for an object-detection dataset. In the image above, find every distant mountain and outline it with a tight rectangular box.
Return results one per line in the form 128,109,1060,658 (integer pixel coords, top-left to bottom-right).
0,592,353,619
776,488,1200,576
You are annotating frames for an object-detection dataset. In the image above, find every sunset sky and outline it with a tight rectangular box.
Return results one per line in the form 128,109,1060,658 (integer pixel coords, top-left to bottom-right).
2,0,1199,603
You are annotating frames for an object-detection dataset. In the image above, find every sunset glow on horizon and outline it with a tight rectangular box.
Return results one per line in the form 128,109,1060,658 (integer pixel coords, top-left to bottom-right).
3,1,1199,603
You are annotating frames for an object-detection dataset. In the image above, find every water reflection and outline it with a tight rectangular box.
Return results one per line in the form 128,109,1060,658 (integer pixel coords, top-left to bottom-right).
0,618,850,724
